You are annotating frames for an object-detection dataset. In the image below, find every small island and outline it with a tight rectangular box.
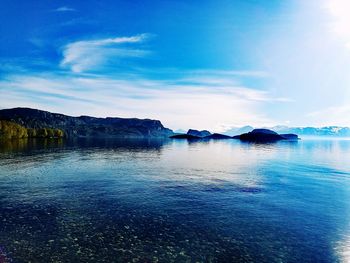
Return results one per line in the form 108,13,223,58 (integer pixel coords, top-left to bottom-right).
233,129,299,142
171,128,299,142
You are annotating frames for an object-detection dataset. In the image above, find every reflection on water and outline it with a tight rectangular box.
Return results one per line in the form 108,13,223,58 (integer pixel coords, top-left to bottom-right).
1,138,350,262
0,138,64,152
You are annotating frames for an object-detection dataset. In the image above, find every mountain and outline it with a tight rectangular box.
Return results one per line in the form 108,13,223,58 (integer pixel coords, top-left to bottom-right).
0,108,173,138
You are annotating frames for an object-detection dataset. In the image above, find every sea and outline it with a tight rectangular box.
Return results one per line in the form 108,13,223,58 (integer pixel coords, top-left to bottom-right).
0,138,350,262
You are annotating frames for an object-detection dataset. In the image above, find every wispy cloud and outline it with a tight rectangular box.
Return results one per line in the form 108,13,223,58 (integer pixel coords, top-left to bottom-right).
0,30,288,130
60,34,151,73
0,72,283,131
54,6,76,12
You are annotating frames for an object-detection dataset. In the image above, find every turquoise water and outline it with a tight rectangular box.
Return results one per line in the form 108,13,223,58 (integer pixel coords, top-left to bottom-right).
0,138,350,262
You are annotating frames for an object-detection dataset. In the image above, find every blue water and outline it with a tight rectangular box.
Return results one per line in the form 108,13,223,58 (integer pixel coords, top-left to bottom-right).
0,138,350,262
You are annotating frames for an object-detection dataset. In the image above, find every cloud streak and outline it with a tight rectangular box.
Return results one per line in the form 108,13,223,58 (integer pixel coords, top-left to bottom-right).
0,72,283,131
54,6,76,12
60,34,151,73
1,32,291,130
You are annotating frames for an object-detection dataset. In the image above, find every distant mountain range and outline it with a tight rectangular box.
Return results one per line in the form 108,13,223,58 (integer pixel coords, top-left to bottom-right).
223,125,350,137
223,126,255,136
0,108,173,138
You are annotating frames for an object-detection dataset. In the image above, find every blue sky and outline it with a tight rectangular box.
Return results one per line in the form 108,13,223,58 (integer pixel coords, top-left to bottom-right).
1,0,350,131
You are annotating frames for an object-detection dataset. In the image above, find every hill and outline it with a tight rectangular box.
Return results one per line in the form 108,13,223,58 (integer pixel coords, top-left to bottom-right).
0,108,173,138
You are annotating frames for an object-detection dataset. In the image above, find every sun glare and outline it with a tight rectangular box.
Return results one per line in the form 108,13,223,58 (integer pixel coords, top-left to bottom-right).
325,0,350,48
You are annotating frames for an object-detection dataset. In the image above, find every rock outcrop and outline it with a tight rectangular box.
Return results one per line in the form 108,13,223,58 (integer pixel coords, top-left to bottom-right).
187,129,211,137
170,131,231,140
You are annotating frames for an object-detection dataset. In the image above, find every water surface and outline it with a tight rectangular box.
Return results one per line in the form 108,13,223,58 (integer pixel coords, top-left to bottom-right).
0,138,350,262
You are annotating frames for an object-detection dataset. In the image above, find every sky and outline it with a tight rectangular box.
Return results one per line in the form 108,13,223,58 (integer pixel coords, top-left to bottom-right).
1,0,350,131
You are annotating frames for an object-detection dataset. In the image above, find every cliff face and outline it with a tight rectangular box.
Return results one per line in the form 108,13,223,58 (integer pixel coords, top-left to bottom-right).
0,108,173,138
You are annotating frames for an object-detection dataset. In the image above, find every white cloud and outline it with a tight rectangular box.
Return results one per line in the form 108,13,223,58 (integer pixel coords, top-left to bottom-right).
60,34,150,73
0,73,282,131
54,6,76,12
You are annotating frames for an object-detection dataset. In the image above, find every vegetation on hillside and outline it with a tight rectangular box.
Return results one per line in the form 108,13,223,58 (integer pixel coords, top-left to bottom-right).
0,120,65,139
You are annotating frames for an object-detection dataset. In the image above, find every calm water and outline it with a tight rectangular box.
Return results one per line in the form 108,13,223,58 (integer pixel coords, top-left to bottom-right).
1,138,350,262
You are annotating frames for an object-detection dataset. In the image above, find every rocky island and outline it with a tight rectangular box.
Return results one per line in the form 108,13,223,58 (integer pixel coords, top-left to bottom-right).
187,129,211,137
171,129,238,140
171,128,299,142
170,129,212,139
233,129,299,142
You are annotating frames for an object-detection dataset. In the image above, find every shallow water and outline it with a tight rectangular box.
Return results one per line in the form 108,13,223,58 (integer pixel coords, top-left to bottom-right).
0,138,350,262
